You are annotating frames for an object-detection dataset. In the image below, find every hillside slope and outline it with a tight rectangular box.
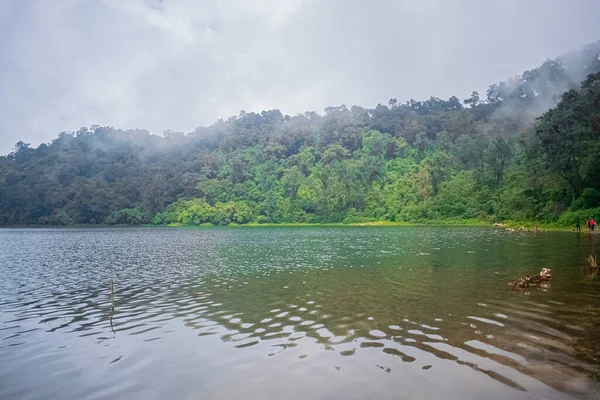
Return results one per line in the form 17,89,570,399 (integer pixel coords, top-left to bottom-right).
1,42,599,226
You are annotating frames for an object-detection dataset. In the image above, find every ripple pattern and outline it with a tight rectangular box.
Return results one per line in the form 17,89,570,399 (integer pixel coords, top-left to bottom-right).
1,226,599,400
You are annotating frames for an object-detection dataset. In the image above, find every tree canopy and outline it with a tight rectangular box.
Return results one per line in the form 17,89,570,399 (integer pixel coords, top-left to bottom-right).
1,42,600,226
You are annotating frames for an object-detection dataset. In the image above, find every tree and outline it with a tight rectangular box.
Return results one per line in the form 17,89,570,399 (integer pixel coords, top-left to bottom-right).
487,137,513,188
1,42,599,226
534,72,600,200
322,144,350,164
463,91,480,108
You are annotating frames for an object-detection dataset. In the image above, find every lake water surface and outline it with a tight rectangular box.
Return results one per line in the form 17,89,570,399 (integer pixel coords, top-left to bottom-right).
1,227,599,399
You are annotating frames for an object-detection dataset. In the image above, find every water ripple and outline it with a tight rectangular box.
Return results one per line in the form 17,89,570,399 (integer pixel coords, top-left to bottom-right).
1,227,599,399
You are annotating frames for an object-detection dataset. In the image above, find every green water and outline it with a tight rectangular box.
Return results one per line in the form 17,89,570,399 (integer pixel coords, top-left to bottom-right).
0,226,599,399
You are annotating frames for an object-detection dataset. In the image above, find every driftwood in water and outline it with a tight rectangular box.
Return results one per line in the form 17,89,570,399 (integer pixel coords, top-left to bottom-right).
509,268,552,289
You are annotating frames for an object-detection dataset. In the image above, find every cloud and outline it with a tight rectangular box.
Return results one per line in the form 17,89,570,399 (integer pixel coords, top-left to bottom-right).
1,0,599,154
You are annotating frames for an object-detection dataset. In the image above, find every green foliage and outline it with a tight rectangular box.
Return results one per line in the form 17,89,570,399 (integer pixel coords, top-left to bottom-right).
153,199,212,225
571,188,600,211
1,43,599,227
152,199,254,226
533,72,600,200
106,206,149,225
557,208,600,226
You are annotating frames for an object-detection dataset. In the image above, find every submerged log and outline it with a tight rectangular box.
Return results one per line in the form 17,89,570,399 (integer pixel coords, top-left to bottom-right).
509,268,552,289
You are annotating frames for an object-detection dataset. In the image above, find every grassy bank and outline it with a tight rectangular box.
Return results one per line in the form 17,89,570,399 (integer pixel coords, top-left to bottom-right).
0,219,589,231
159,219,595,231
161,219,499,228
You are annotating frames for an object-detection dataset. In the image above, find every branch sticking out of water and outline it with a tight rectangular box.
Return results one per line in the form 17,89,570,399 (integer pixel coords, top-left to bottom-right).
110,280,115,314
588,255,598,269
109,280,116,334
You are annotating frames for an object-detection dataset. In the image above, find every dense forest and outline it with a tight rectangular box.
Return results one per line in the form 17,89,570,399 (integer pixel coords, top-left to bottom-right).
1,42,600,226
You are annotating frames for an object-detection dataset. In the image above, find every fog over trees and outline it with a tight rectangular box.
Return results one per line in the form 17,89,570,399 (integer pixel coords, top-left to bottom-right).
1,42,599,226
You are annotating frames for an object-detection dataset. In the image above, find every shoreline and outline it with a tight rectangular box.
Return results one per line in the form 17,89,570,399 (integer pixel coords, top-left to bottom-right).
0,221,596,232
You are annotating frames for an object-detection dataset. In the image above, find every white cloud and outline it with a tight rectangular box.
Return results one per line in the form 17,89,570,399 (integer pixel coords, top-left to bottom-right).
1,0,600,154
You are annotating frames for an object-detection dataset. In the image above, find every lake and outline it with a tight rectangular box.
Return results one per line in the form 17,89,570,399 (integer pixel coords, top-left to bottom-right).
1,226,599,399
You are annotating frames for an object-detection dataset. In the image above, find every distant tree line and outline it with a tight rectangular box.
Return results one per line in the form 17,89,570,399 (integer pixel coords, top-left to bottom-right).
1,42,599,226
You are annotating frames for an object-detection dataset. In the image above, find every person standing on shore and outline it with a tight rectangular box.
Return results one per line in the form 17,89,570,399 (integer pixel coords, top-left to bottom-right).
576,221,581,231
592,218,596,232
588,219,592,231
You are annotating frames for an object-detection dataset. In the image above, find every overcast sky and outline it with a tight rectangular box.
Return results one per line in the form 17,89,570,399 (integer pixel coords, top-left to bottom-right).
1,0,599,155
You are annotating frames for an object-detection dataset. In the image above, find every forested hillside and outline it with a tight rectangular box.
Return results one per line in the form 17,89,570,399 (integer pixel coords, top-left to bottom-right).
1,42,600,226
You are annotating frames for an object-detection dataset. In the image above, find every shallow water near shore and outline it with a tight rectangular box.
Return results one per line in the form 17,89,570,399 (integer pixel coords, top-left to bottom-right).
1,226,599,399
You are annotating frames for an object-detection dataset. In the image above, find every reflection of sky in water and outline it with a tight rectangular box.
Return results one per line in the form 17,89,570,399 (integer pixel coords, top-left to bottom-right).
0,227,599,400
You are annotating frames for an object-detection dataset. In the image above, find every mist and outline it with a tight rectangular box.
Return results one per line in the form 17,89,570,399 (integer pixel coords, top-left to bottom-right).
2,0,600,155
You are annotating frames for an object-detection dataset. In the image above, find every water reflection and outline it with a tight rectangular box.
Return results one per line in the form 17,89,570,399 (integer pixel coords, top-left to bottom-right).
0,227,599,399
